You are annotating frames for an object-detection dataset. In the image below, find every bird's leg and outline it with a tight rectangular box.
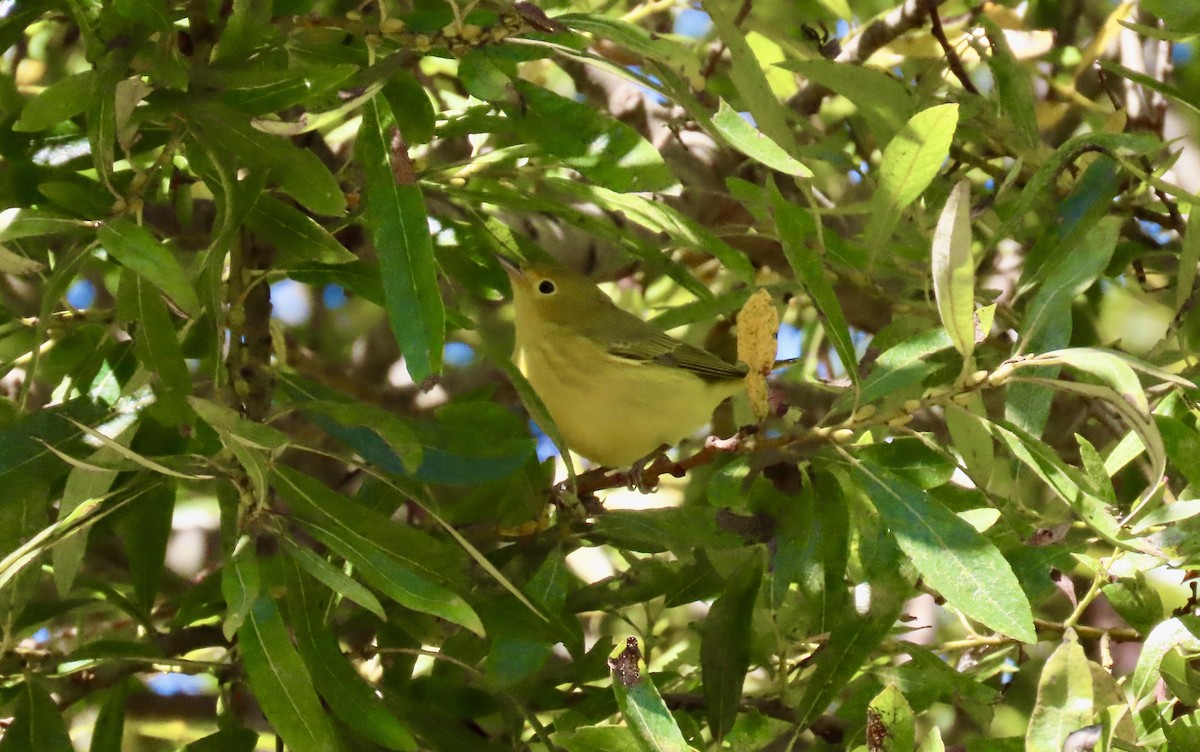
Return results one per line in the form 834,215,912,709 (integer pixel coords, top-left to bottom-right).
626,444,671,493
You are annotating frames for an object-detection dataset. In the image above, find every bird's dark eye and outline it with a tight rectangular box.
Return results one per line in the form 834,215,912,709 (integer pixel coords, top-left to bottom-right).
538,280,556,294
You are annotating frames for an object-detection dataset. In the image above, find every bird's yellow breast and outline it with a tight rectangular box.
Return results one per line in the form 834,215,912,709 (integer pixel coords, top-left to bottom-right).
514,323,742,467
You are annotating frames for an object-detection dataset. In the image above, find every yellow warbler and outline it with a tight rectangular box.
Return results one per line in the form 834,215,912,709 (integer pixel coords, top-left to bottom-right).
503,260,747,467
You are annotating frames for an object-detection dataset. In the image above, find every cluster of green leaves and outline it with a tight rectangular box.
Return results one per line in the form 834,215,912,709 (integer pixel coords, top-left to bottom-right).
3,0,1200,750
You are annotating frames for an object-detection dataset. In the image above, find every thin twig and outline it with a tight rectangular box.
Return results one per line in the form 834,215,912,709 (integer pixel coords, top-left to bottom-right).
925,0,978,94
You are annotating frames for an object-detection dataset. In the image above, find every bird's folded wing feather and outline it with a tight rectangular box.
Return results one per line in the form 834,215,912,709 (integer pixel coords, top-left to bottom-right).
607,330,748,382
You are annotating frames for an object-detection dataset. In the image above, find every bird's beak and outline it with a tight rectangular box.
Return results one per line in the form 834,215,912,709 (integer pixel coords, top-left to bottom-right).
498,256,523,281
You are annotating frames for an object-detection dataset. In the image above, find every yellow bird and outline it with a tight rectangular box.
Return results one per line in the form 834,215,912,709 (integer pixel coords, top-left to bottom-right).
503,261,747,467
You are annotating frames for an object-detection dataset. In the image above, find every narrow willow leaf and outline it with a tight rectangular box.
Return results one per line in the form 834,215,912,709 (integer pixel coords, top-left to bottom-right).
702,554,762,739
53,441,125,596
557,14,702,82
946,396,995,484
770,181,858,382
860,328,952,403
222,535,261,640
852,460,1036,643
13,69,95,131
980,18,1040,150
608,637,690,752
245,196,357,266
1131,616,1200,698
1013,377,1165,518
88,679,128,752
287,563,418,751
1026,631,1093,752
358,94,444,382
1179,206,1200,312
122,482,176,612
864,103,960,254
1,486,140,593
931,180,976,360
180,728,259,752
0,680,74,752
712,99,811,177
282,539,386,620
777,59,915,142
117,270,192,424
1007,216,1120,436
240,597,341,752
64,417,210,480
546,178,755,282
271,467,484,635
187,104,346,216
511,80,677,193
988,417,1143,553
99,220,200,316
703,0,794,151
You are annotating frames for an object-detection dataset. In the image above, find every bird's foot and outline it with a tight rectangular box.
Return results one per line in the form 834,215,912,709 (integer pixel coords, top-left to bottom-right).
627,444,671,493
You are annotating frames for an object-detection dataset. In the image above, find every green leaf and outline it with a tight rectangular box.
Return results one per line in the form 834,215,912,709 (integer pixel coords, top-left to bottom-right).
201,65,357,115
358,93,444,382
703,0,794,152
271,466,484,635
1007,216,1120,436
222,535,261,641
1131,616,1200,698
458,46,517,102
511,80,677,193
702,554,761,739
88,680,128,752
0,398,108,495
117,270,192,423
187,103,346,216
852,460,1036,643
988,417,1138,552
0,208,90,242
283,539,386,620
1026,631,1093,752
240,597,341,752
590,507,744,553
121,482,175,612
1179,202,1200,312
13,70,95,131
0,680,74,752
776,59,915,142
554,726,647,752
980,18,1040,150
53,443,124,596
711,100,811,177
946,394,994,484
931,180,976,360
181,728,259,752
100,219,200,316
860,328,952,403
244,196,357,266
287,563,418,751
544,177,754,283
381,71,436,145
789,517,908,730
864,103,960,255
1101,571,1163,635
608,638,690,752
869,684,916,752
770,181,858,383
557,14,702,83
771,472,848,630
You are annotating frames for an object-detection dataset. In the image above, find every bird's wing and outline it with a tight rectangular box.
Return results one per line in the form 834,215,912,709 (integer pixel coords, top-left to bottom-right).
607,328,748,382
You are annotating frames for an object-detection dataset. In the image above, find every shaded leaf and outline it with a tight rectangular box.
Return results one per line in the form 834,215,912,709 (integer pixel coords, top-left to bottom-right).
702,554,761,739
852,460,1036,643
240,597,341,752
358,94,444,382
